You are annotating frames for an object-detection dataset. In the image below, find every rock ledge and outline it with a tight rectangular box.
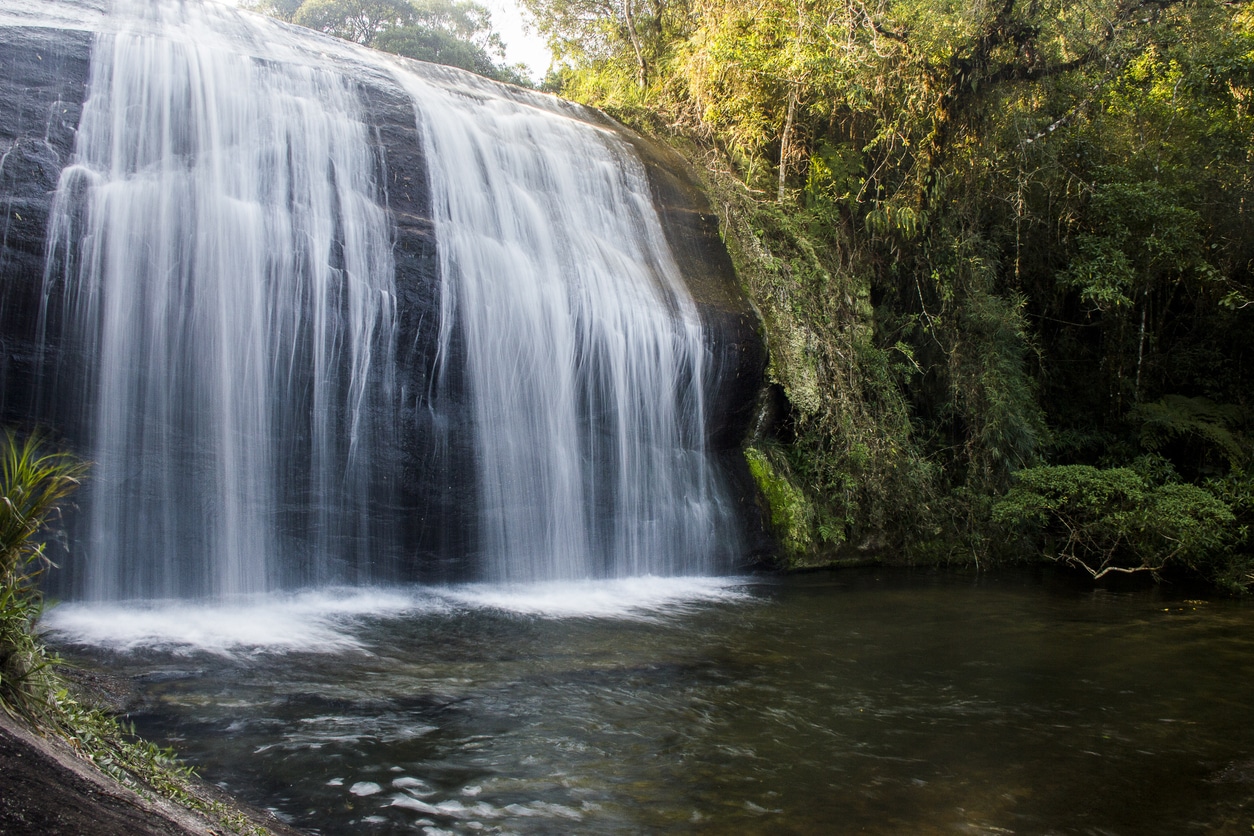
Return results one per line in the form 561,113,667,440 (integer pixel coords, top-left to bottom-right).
0,710,306,836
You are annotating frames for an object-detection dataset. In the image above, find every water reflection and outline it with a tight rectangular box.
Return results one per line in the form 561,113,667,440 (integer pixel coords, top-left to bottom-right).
49,570,1254,834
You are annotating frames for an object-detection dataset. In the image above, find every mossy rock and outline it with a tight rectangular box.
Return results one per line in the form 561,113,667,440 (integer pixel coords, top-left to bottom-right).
744,446,814,565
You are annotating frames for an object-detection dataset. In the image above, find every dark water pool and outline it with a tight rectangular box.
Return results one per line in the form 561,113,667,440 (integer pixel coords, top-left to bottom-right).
50,570,1254,834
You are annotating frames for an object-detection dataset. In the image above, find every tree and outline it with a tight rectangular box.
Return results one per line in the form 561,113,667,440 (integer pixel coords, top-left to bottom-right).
992,463,1235,580
250,0,530,84
374,0,524,81
291,0,417,46
523,0,683,93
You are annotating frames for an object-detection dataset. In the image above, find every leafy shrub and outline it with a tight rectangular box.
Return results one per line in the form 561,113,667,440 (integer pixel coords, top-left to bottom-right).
1202,469,1254,594
991,464,1236,581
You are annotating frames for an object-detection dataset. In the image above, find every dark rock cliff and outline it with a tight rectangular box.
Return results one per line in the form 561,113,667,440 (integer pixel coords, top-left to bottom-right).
0,12,769,587
0,24,91,433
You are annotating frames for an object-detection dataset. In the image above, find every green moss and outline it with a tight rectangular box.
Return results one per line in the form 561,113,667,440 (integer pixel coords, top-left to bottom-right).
744,446,814,563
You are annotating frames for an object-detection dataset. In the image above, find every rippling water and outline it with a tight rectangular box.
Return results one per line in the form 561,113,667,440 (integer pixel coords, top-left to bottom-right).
46,570,1254,834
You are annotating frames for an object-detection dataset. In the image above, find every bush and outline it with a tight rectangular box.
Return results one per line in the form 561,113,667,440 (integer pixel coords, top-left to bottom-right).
991,464,1236,581
1202,469,1254,594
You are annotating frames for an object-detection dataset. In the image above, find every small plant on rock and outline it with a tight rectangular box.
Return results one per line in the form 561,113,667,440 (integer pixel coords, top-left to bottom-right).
0,429,86,721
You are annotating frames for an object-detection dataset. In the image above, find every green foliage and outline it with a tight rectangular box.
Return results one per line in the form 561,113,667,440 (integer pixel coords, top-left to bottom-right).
47,685,271,835
1132,395,1249,476
0,585,53,722
1202,469,1254,593
0,430,85,584
1061,179,1209,311
700,155,937,560
992,464,1236,579
0,430,86,720
251,0,529,83
522,0,687,95
288,0,414,44
924,231,1047,495
489,0,1254,587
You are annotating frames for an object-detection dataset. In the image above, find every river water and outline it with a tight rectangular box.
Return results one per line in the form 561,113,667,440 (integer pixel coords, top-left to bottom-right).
46,570,1254,834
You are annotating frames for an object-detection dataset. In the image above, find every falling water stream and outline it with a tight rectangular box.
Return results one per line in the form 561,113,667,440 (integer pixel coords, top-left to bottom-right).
41,0,400,598
32,0,738,597
404,67,733,582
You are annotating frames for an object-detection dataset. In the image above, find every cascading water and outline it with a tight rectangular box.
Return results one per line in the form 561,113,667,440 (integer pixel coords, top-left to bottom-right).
398,68,738,583
41,0,400,599
16,0,749,600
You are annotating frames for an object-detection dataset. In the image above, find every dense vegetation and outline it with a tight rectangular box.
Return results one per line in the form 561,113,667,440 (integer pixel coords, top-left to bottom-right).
0,430,85,717
519,0,1254,590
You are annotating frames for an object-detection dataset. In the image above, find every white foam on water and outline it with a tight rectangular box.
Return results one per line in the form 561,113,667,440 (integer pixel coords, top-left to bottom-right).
40,577,755,654
40,587,445,655
433,576,753,620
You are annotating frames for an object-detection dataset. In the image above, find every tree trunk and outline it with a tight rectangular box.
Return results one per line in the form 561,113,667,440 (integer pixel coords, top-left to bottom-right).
778,87,797,203
1134,288,1147,404
622,0,648,89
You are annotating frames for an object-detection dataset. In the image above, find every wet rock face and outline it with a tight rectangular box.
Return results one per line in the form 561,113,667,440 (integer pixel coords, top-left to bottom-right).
0,26,91,430
0,15,767,588
627,132,765,451
358,80,475,581
625,132,770,561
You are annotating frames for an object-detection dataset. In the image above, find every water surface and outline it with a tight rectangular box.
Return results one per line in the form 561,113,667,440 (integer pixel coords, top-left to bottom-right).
48,570,1254,834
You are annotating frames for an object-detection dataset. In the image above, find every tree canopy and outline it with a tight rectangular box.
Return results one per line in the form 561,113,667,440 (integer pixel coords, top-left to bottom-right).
250,0,532,84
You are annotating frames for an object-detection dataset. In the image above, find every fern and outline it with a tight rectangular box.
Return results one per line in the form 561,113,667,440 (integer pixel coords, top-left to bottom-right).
1133,395,1249,472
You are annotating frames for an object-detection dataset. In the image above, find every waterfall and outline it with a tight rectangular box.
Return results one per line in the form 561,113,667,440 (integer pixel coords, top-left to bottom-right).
396,67,736,582
42,0,399,599
25,0,742,599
